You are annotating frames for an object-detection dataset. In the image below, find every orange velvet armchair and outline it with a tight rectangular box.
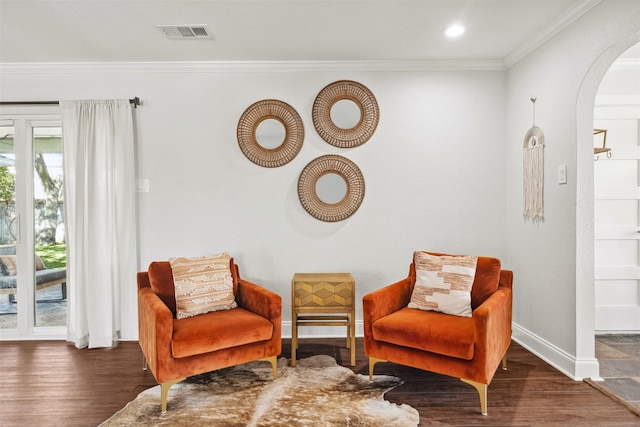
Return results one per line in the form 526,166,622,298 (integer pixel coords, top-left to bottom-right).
137,260,282,413
363,254,513,415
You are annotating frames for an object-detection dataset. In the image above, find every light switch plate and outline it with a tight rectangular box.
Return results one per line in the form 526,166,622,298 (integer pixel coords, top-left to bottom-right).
557,165,567,185
136,179,150,193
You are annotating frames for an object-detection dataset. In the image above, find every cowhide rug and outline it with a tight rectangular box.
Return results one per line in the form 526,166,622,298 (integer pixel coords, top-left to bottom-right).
101,355,419,426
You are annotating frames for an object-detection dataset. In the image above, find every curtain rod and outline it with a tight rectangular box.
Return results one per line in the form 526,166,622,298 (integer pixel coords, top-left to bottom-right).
0,97,141,108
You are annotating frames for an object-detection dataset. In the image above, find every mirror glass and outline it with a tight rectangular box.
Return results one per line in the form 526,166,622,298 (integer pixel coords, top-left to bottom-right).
316,173,347,204
255,118,286,149
330,99,361,129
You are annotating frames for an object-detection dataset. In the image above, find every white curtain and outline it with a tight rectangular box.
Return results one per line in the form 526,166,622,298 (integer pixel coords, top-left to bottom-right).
61,100,138,349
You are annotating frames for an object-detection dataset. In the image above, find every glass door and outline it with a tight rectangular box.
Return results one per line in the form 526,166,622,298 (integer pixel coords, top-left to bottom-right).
33,125,66,329
0,118,66,337
0,123,19,331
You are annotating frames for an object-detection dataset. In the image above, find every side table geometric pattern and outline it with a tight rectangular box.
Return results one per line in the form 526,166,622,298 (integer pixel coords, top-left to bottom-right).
291,272,355,366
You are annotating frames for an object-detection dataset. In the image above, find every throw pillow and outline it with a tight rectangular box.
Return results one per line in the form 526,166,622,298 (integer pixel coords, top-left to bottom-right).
408,251,478,317
0,254,49,275
0,254,49,276
170,253,238,319
0,255,17,276
35,255,47,270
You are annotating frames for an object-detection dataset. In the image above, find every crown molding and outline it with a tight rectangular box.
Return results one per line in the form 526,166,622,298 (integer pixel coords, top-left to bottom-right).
0,59,506,74
504,0,602,68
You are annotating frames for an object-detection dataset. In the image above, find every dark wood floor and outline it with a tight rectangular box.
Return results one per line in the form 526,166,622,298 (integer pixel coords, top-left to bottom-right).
1,338,638,426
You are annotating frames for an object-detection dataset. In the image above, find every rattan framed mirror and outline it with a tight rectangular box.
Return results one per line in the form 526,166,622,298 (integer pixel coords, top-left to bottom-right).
237,99,304,167
298,155,365,222
312,80,379,148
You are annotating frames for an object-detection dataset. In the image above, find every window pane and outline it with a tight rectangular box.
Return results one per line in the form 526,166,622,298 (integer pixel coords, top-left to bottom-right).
0,124,17,330
33,126,66,327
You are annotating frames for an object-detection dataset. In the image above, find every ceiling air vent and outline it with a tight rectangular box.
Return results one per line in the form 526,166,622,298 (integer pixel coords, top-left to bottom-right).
156,25,211,39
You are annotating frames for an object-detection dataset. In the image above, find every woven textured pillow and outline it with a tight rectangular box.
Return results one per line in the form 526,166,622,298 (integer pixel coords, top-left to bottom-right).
170,253,238,319
408,251,478,317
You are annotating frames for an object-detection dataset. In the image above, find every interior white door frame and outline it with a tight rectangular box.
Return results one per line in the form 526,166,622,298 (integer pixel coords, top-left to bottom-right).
594,104,640,333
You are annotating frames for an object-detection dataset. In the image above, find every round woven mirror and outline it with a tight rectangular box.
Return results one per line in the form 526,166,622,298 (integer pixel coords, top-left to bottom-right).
237,99,304,167
298,155,365,222
312,80,379,148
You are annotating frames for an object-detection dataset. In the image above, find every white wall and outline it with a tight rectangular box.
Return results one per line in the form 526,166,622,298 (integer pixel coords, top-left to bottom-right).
0,66,507,340
5,1,637,381
506,0,640,379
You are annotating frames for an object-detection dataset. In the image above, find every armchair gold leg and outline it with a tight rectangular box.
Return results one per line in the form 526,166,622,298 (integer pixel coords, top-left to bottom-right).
460,378,488,416
368,357,387,381
160,378,186,414
259,356,278,379
501,354,508,370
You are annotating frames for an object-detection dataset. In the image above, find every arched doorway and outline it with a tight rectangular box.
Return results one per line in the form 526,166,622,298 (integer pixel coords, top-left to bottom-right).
593,42,640,333
576,31,640,379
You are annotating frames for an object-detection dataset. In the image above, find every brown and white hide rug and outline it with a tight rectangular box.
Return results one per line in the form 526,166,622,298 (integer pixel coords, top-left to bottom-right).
101,355,419,426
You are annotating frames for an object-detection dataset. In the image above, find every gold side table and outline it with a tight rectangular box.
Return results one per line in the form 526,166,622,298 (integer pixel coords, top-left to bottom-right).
291,272,355,367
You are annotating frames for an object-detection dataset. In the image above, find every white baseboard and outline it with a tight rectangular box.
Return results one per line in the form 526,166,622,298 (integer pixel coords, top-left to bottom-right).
512,322,601,381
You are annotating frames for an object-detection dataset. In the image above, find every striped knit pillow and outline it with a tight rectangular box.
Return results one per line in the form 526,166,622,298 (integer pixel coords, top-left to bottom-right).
408,251,478,317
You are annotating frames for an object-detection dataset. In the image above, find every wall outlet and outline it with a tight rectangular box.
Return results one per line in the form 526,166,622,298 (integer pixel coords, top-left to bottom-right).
557,165,567,185
136,179,150,193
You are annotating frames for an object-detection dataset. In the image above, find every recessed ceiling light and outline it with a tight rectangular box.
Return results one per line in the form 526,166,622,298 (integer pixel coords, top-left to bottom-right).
444,24,465,38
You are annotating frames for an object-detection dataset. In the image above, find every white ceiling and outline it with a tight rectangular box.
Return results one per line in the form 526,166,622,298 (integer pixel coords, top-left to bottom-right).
0,0,617,66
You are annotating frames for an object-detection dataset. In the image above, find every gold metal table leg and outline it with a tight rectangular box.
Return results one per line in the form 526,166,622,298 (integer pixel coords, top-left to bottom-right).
350,313,356,366
291,314,298,367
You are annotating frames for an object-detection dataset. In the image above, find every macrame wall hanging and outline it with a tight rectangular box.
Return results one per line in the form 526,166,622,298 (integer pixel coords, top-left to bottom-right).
523,97,545,223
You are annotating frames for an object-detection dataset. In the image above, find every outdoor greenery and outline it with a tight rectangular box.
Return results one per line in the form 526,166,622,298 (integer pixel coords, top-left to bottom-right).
34,153,63,245
0,166,15,201
36,244,66,269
